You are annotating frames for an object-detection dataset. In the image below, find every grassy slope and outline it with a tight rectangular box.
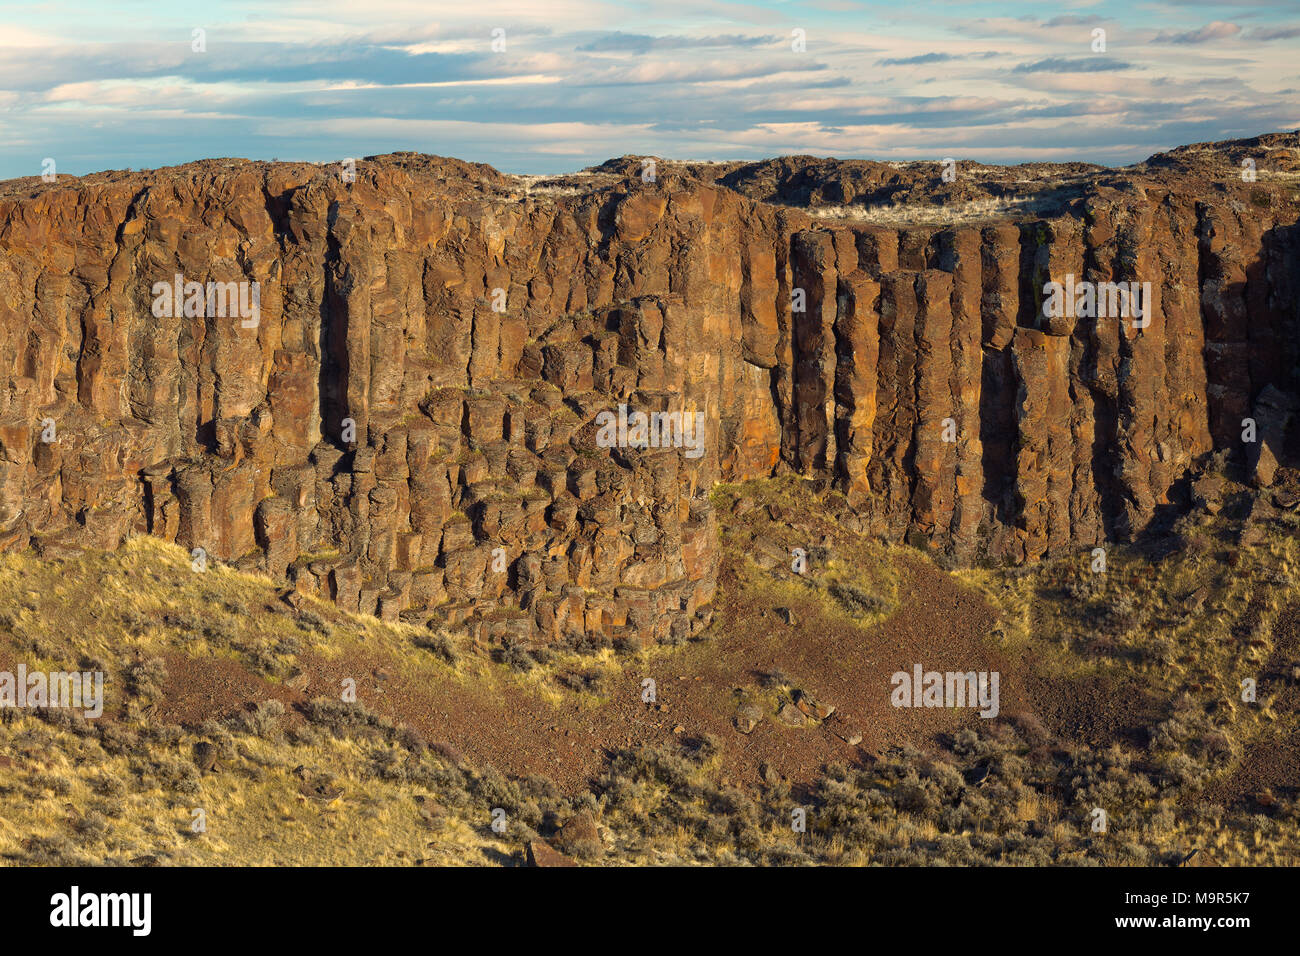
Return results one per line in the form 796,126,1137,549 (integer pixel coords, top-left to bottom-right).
0,474,1297,866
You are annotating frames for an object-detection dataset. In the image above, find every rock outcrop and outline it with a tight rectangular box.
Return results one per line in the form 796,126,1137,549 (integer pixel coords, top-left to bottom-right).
0,133,1296,648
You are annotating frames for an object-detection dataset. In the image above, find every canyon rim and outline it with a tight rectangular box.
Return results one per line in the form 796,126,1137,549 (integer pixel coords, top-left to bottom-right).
0,132,1295,652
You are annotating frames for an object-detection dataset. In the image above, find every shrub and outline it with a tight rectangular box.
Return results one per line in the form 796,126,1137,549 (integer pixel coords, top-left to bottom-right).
828,581,886,616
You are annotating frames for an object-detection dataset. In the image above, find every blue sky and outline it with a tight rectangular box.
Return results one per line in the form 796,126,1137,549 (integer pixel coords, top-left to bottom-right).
0,0,1296,178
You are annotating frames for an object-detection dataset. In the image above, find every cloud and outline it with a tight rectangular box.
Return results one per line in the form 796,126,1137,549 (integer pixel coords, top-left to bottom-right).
1250,26,1300,41
0,0,1296,178
1153,21,1242,44
876,51,1000,66
876,52,955,66
1012,57,1136,73
1043,15,1108,27
952,16,1110,41
566,58,828,87
576,32,778,52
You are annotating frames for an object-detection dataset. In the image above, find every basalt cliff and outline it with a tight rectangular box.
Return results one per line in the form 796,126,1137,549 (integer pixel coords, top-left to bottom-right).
0,133,1296,648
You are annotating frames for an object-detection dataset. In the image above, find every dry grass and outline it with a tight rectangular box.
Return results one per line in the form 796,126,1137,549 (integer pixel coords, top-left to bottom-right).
1,475,1298,866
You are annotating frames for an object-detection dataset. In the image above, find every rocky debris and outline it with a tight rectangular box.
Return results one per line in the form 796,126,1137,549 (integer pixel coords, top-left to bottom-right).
1246,386,1296,489
553,810,602,857
794,689,835,720
827,714,863,746
750,541,788,571
1240,493,1280,546
31,536,85,561
777,702,809,728
1274,490,1300,511
1183,586,1210,613
0,134,1294,644
526,839,578,867
1191,474,1224,515
295,767,343,803
1252,442,1280,488
734,703,764,734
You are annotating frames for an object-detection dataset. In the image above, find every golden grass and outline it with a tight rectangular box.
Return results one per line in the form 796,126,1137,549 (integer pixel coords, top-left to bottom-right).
1,474,1298,867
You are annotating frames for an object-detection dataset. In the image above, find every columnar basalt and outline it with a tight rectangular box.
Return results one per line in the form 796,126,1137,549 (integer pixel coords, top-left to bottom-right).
0,134,1296,647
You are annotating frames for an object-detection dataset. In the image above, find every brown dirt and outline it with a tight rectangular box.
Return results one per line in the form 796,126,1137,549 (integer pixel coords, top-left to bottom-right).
149,549,1030,795
154,652,307,728
1021,670,1164,749
1200,600,1300,809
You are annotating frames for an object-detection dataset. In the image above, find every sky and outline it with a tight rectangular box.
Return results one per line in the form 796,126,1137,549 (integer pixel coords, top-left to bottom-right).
0,0,1296,179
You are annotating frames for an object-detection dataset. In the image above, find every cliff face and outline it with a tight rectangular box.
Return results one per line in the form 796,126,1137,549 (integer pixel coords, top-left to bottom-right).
0,135,1296,647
